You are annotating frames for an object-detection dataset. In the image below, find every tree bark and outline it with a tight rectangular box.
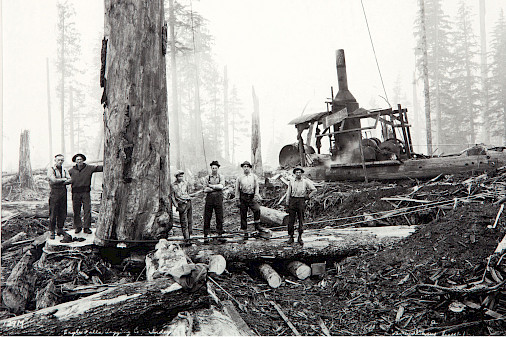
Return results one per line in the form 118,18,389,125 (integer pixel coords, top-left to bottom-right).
35,279,58,310
60,13,65,156
1,232,28,250
95,0,172,246
18,130,35,189
2,251,37,314
259,263,282,288
69,86,75,155
287,261,311,280
260,206,289,228
168,0,182,170
0,278,209,335
251,86,263,175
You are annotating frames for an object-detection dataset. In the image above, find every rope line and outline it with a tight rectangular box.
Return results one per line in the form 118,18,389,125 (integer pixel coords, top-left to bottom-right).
360,0,391,107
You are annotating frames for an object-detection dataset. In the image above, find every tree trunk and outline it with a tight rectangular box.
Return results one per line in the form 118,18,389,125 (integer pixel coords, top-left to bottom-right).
35,279,58,310
193,29,204,168
251,86,263,175
260,206,289,228
0,278,209,335
46,58,53,163
69,86,75,155
95,0,171,246
168,0,182,170
479,0,490,144
420,0,432,155
18,130,35,189
2,250,37,314
224,66,230,162
1,232,28,250
287,261,311,280
258,263,282,288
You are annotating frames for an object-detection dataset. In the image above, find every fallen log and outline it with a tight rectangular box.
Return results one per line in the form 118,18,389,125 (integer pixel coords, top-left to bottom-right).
222,300,256,336
259,264,282,288
193,250,226,275
161,307,247,336
185,226,416,263
2,251,37,314
287,261,311,280
260,206,289,227
0,278,210,335
1,232,28,250
35,279,58,310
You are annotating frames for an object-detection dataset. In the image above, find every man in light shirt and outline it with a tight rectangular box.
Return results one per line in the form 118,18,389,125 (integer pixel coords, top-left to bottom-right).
47,154,72,240
235,161,261,241
285,167,317,245
171,170,193,246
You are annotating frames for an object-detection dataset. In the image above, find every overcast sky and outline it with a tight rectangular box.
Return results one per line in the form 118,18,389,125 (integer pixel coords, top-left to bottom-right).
2,0,504,172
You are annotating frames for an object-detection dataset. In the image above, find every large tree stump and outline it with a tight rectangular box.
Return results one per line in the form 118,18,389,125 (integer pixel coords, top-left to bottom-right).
95,0,172,246
18,130,35,189
0,278,209,335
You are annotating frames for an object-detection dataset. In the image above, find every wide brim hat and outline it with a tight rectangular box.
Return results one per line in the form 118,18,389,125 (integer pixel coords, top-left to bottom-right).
293,167,304,174
210,160,220,167
72,153,87,162
174,170,185,177
240,161,252,168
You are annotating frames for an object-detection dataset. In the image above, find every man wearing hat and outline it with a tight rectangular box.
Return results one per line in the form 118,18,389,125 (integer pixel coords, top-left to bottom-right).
285,167,317,245
68,154,103,234
203,161,225,244
47,154,72,240
171,170,193,246
235,161,262,241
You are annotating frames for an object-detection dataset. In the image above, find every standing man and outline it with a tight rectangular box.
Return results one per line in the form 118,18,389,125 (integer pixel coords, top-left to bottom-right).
203,161,225,244
171,170,193,246
68,154,103,234
47,154,71,240
285,167,317,245
235,161,262,241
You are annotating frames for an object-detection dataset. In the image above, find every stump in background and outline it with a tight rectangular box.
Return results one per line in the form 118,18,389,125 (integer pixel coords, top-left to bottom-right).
18,130,35,189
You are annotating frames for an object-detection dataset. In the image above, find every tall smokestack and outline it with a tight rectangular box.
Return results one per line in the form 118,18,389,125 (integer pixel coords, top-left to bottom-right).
333,49,357,105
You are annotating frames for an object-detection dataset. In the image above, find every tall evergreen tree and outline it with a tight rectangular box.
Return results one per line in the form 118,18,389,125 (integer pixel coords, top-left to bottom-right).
489,10,506,142
446,1,481,150
56,0,83,158
414,0,453,153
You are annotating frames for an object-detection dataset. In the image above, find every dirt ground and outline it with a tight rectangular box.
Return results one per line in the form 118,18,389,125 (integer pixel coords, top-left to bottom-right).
2,170,506,334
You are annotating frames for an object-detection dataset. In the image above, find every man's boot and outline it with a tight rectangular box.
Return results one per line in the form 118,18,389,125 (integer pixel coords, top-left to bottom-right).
75,227,82,234
297,232,303,245
286,235,294,244
50,232,56,240
242,230,249,243
203,235,210,245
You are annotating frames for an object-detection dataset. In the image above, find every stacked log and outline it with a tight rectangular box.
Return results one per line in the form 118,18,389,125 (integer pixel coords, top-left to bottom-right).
259,264,282,288
287,261,311,280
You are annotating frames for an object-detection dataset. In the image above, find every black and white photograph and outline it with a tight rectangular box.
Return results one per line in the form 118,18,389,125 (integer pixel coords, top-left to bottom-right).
2,0,506,335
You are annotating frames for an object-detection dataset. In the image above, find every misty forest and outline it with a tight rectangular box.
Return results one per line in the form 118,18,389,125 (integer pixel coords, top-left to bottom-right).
3,0,506,336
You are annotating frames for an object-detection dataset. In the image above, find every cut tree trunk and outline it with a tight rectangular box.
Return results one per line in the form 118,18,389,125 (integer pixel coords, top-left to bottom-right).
260,206,289,227
0,278,209,335
35,279,58,310
287,261,311,280
96,0,172,246
185,226,416,262
1,232,28,250
2,251,37,314
161,307,248,336
223,66,230,162
258,263,282,288
251,86,263,175
193,250,226,275
18,130,35,189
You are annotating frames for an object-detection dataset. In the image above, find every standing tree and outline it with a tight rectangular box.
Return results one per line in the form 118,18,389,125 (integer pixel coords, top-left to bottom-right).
56,0,82,157
447,0,480,149
251,86,263,175
489,10,506,143
479,0,491,144
95,0,171,246
223,66,230,162
46,58,53,163
18,130,35,189
230,85,248,164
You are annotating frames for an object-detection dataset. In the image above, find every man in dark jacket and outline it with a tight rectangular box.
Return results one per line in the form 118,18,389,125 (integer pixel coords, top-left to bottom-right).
47,154,71,240
68,154,103,234
203,160,225,244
